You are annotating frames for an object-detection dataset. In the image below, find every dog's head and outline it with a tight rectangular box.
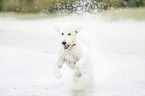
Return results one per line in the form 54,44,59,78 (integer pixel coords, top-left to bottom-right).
55,23,83,49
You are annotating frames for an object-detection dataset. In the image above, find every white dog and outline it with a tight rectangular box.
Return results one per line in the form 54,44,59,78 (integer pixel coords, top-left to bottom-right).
53,23,89,79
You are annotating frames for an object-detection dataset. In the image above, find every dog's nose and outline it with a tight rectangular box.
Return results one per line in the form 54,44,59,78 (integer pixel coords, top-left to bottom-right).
62,41,66,45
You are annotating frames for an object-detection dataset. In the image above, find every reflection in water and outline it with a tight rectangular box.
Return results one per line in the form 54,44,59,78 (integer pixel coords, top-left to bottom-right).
70,75,95,96
71,88,95,96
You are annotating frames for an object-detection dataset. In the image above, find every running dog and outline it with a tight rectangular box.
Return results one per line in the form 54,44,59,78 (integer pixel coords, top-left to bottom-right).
53,23,88,79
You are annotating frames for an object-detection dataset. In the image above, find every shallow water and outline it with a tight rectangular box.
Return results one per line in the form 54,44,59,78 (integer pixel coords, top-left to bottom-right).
0,17,145,96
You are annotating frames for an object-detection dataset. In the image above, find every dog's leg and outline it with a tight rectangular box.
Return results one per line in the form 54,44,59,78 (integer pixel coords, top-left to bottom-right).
54,58,64,79
75,57,87,77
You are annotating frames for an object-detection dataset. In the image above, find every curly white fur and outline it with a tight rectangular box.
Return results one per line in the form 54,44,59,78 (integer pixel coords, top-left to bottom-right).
53,23,90,79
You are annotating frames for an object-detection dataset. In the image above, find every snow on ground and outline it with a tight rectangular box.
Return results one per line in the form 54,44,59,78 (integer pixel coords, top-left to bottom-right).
0,16,145,96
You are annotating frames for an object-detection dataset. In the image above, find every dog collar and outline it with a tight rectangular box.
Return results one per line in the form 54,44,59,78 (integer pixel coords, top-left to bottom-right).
72,44,76,47
64,44,76,50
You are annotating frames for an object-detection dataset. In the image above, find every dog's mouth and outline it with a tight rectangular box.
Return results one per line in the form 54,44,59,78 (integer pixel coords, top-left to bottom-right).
64,45,69,49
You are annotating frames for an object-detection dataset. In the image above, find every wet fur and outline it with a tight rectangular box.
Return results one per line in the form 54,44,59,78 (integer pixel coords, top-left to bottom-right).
53,23,87,79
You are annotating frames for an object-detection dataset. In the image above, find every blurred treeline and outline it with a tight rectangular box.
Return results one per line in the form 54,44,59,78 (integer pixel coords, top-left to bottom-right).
0,0,145,12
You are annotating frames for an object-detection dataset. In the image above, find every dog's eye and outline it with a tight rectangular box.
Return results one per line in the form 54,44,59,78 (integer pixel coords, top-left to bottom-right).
68,33,71,36
62,33,64,35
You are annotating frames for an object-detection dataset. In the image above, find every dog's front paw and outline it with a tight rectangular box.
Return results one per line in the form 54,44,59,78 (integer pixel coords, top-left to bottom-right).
76,72,82,78
58,64,63,68
54,70,61,79
76,68,82,78
54,67,61,79
55,72,61,79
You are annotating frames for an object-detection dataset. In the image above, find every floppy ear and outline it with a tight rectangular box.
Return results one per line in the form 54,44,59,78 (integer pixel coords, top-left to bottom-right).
54,23,61,32
75,24,83,33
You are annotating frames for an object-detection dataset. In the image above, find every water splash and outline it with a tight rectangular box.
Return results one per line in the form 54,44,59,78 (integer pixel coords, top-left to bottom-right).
54,0,105,14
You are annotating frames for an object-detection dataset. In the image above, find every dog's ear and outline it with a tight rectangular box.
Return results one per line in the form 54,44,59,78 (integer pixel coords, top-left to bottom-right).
54,23,61,32
75,24,83,34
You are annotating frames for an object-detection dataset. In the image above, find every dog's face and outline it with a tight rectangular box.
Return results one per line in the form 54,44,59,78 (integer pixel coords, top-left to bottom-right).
55,24,83,49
